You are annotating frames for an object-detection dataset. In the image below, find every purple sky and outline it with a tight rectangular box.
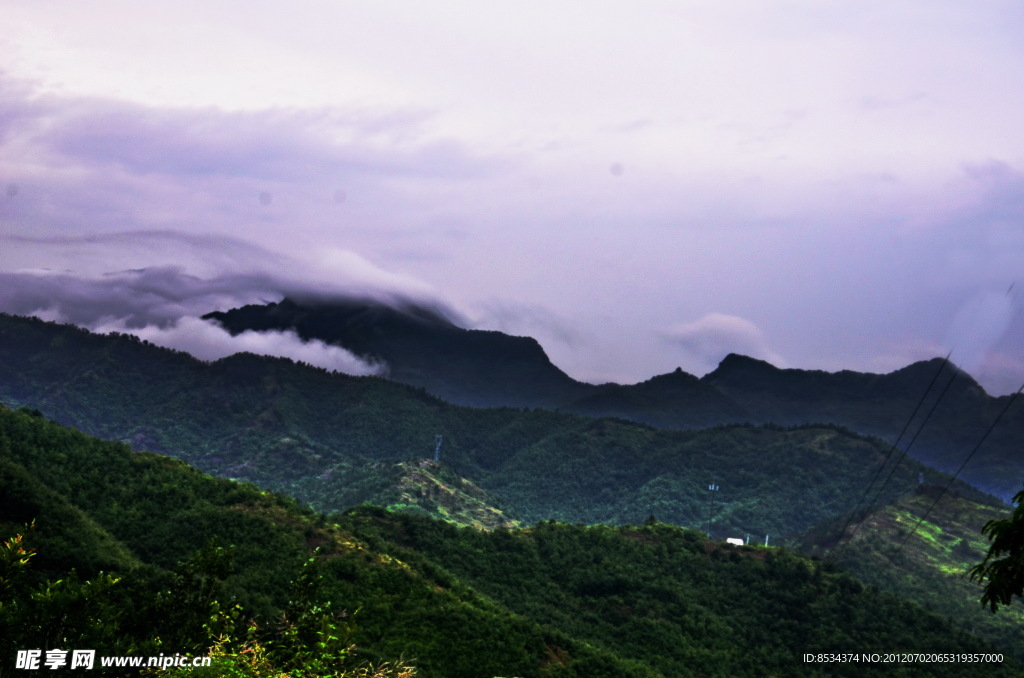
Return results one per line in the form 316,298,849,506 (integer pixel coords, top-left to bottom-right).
1,1,1023,393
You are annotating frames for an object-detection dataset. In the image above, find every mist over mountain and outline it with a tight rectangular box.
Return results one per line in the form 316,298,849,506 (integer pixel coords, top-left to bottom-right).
203,297,595,408
4,311,999,540
200,299,1024,500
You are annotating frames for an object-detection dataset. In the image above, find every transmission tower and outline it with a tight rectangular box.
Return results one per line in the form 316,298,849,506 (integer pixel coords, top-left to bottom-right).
434,434,443,462
707,478,720,538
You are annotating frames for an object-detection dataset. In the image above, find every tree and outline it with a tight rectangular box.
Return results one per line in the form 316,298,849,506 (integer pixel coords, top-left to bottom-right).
970,489,1024,612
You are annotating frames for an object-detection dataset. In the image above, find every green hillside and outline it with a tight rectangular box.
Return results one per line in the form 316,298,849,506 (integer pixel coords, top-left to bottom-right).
350,458,521,530
700,355,1024,500
204,298,593,408
195,300,1024,501
0,313,992,542
0,404,626,677
1,404,1017,677
798,486,1024,660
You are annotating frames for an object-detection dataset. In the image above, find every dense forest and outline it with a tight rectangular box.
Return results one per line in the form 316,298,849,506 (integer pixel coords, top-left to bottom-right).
2,404,1019,677
799,487,1024,656
0,313,997,542
203,300,1024,501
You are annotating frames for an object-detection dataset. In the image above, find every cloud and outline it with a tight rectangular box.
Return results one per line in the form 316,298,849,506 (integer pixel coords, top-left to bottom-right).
3,264,326,327
663,313,786,372
1,229,443,303
0,245,459,376
0,257,453,326
3,3,1024,400
0,74,504,184
468,298,580,346
0,71,513,268
944,290,1014,377
93,315,382,376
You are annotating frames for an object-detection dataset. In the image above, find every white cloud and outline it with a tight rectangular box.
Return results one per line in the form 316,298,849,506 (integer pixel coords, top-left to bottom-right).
663,313,787,373
96,316,383,376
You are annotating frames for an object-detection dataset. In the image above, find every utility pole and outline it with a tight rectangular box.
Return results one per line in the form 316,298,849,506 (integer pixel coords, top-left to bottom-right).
707,478,719,539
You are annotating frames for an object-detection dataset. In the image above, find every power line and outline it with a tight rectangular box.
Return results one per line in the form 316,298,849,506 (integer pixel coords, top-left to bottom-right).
839,355,950,526
831,363,961,561
889,281,1023,558
893,382,1024,556
825,354,952,561
830,280,1021,563
863,365,960,511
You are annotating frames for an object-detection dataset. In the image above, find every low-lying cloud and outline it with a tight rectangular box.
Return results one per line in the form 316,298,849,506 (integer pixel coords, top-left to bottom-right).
663,313,787,374
468,298,581,347
0,256,455,376
95,316,383,376
0,267,280,329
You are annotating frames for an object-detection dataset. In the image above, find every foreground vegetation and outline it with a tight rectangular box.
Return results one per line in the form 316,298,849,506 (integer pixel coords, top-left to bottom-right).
1,404,1019,677
799,488,1024,658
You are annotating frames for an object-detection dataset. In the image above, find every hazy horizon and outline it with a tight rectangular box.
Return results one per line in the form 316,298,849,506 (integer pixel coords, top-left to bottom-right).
2,1,1022,394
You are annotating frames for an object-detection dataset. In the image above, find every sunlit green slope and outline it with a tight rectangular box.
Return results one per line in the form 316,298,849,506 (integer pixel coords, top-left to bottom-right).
799,486,1024,660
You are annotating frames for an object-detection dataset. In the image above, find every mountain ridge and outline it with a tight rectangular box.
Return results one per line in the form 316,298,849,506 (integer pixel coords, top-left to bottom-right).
203,298,593,408
5,305,1023,500
2,311,1000,542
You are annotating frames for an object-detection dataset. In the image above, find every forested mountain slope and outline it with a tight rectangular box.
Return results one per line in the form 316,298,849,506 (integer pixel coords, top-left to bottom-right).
567,355,1024,500
798,485,1024,659
204,298,593,408
1,405,1017,677
201,300,1024,500
0,313,993,541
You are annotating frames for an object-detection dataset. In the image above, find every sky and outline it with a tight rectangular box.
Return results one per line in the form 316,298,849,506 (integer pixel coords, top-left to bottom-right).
1,1,1023,394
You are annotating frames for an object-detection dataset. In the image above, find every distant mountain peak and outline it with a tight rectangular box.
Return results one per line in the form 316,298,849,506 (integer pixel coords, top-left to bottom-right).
703,353,779,380
203,297,593,408
643,366,702,385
